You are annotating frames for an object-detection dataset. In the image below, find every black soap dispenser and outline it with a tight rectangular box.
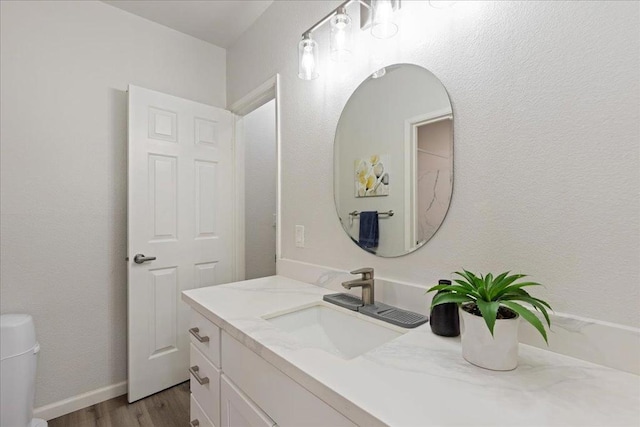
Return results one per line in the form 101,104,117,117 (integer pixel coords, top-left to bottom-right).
430,279,460,337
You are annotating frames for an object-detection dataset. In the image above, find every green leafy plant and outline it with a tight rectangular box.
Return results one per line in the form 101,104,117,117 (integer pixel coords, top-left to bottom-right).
428,270,552,343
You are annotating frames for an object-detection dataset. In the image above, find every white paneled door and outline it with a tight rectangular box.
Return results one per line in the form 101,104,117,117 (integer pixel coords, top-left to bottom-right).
127,85,234,402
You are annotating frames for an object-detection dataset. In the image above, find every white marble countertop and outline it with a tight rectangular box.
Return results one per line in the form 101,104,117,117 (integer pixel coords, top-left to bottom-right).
182,276,640,427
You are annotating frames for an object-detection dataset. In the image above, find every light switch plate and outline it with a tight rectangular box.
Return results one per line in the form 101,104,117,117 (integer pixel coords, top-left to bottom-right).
295,225,305,248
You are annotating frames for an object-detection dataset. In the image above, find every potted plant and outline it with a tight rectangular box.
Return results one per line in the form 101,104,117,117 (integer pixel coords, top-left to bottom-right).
428,270,552,371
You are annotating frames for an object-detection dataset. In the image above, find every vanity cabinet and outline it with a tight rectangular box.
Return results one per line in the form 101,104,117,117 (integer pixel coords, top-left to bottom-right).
188,308,356,427
190,310,222,366
191,394,216,427
189,310,222,427
221,375,275,427
190,343,221,425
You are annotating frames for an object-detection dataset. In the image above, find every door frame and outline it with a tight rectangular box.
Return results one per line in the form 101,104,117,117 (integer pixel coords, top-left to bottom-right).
403,108,453,251
229,75,281,280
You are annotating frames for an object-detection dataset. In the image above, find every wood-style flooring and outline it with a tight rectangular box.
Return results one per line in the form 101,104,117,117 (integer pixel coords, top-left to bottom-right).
48,381,190,427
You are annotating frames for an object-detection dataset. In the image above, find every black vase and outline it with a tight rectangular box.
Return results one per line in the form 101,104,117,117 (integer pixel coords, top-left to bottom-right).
430,280,460,337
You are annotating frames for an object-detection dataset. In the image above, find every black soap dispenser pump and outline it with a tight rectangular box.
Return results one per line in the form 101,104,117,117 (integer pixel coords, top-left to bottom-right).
430,279,460,337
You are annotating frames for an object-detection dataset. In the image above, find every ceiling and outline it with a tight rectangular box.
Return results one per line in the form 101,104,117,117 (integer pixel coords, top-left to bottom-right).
102,0,274,48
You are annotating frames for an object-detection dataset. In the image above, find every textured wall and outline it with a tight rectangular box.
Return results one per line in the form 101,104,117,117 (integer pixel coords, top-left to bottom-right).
227,1,639,327
0,0,226,406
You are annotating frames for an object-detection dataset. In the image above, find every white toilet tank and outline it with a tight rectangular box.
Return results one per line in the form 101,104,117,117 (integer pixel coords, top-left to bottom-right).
0,314,47,427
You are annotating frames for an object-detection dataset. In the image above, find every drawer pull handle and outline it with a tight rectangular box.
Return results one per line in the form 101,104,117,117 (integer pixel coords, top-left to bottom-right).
190,420,200,427
189,327,209,343
189,365,209,385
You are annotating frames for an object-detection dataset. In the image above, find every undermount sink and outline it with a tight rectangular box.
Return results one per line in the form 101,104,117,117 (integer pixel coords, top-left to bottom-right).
264,303,404,359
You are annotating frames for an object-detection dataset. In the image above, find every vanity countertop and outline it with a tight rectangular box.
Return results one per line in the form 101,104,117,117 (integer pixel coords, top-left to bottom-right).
182,275,640,427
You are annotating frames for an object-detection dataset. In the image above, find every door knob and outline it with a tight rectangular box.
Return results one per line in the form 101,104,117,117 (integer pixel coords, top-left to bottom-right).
133,254,156,264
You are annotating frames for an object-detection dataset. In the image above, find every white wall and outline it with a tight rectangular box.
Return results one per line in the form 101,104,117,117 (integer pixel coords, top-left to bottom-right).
0,0,226,407
244,100,277,279
227,1,639,328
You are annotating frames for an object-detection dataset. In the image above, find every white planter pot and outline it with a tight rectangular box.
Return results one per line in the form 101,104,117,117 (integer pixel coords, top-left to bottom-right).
459,306,521,371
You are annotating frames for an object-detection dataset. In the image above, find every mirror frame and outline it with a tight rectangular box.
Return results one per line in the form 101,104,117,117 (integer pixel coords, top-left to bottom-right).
333,63,454,257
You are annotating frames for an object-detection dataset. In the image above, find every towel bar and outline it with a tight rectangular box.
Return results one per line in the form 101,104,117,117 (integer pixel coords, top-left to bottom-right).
349,210,394,218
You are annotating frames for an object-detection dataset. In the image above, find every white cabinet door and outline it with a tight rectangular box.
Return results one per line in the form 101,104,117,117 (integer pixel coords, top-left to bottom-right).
190,344,221,427
190,309,222,367
221,375,275,427
191,395,215,427
221,332,356,427
127,85,235,402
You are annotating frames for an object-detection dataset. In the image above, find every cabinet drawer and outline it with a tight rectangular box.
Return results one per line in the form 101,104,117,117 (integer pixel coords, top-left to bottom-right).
221,375,276,427
221,332,356,427
190,394,215,427
190,309,221,367
190,343,221,427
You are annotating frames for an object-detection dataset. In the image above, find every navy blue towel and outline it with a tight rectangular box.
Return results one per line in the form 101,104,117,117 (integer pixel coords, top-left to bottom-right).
358,211,379,249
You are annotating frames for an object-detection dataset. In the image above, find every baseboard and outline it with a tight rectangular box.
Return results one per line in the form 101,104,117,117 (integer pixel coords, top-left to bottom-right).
33,381,127,421
277,258,640,375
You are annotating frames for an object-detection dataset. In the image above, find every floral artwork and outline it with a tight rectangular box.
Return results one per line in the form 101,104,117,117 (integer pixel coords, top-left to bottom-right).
355,155,389,197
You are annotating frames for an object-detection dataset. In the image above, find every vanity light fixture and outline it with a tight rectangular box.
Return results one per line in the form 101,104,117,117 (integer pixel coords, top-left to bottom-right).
371,67,386,78
298,0,401,80
298,33,319,80
371,0,399,39
428,0,457,8
330,7,353,62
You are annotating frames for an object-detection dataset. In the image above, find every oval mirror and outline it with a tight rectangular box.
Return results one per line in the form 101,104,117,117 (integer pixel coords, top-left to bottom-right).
334,64,453,257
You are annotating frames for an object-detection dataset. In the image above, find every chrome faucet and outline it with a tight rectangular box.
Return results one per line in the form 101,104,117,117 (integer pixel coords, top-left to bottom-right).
342,268,375,305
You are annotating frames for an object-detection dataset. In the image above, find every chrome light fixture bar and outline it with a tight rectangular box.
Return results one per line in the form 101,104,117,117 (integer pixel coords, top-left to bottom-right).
298,0,401,80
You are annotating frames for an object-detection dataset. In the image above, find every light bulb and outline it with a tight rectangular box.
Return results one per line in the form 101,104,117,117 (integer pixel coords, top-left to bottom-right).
330,9,352,62
371,0,398,39
298,35,319,80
